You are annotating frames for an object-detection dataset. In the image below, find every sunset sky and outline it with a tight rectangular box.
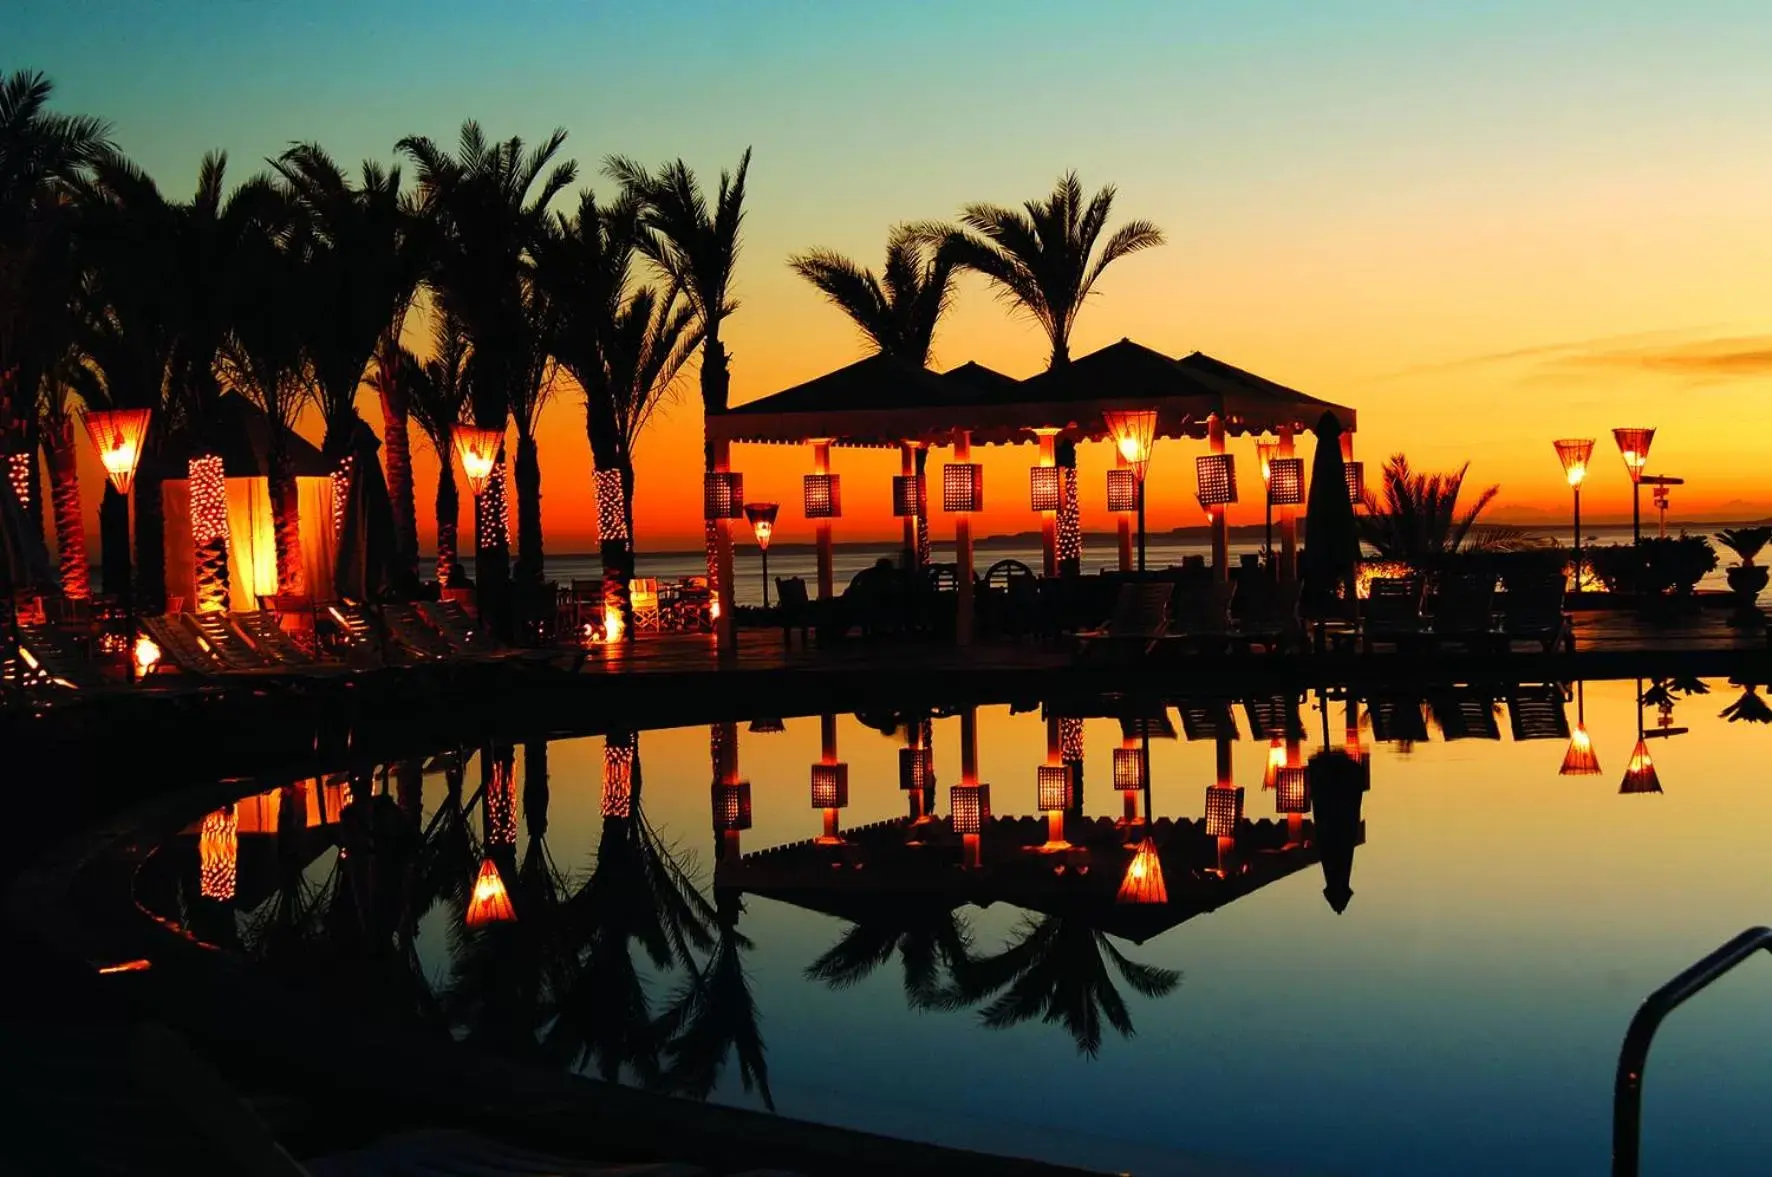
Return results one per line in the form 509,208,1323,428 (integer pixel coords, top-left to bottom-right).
17,0,1772,550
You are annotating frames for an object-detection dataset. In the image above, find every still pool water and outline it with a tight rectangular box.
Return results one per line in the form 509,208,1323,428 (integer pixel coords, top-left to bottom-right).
137,677,1772,1176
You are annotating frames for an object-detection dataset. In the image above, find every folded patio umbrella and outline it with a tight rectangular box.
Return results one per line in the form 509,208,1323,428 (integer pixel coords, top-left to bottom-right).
333,418,401,602
1301,410,1360,620
0,471,54,597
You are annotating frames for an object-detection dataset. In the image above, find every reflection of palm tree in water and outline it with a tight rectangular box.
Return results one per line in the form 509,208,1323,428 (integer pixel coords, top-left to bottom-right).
656,886,774,1110
946,911,1180,1057
804,901,972,1011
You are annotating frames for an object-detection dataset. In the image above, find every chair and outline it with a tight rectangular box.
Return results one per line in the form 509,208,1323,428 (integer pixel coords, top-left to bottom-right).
139,613,226,675
231,611,324,668
324,602,386,664
1163,579,1236,653
774,576,815,644
183,612,273,671
415,599,501,655
1499,576,1573,652
1073,582,1171,661
1428,690,1501,740
10,623,108,690
1429,575,1498,649
1233,577,1303,653
1361,576,1427,651
380,603,454,661
630,578,661,632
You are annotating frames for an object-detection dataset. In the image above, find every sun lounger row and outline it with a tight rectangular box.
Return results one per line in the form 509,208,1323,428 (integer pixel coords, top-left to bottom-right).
1361,574,1571,653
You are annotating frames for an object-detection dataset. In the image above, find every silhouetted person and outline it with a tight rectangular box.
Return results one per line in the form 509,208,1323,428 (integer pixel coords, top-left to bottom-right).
1311,748,1366,914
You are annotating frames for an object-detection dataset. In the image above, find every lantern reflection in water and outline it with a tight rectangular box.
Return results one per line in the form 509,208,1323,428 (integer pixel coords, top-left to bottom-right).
198,806,238,902
1620,739,1661,795
1117,838,1167,905
466,858,516,928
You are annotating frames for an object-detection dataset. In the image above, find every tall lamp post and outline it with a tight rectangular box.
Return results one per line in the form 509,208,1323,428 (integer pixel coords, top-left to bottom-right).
1643,476,1682,539
1611,428,1654,545
1103,409,1157,572
1256,441,1278,564
81,408,151,679
743,502,779,609
1553,438,1593,593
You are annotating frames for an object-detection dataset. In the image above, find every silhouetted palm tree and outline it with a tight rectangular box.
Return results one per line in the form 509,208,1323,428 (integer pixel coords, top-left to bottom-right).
1358,454,1524,563
788,226,957,565
404,311,472,585
399,122,575,616
947,910,1180,1056
804,899,973,1011
604,148,750,588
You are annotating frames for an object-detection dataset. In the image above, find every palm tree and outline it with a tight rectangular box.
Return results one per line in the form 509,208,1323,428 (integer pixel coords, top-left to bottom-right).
220,222,312,594
541,190,702,635
788,225,958,566
1357,454,1524,564
275,145,427,583
0,69,111,541
604,148,750,591
924,171,1162,571
507,279,557,587
804,900,973,1011
404,310,472,586
37,370,89,596
947,910,1180,1057
657,887,772,1109
399,122,576,625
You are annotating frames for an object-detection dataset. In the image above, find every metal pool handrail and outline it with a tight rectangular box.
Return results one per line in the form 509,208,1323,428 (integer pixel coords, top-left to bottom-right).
1614,925,1772,1176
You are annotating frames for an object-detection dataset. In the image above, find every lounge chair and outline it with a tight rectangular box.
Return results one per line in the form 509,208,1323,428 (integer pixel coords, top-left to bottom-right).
774,575,816,644
1243,693,1306,740
1499,576,1573,652
1361,576,1427,652
1367,695,1430,743
1161,579,1235,654
1233,577,1303,653
1428,690,1501,740
1507,685,1571,740
379,603,454,662
183,612,273,671
10,623,109,690
1176,698,1239,740
231,611,325,668
139,613,229,676
1073,582,1171,662
414,599,500,655
1429,575,1498,649
324,602,392,665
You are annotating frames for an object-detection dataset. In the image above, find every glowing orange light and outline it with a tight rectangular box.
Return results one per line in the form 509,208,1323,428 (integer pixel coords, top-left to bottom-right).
96,959,153,975
744,501,779,549
603,733,635,818
1103,409,1157,482
198,806,238,901
1117,838,1167,905
1620,738,1661,795
1560,725,1601,776
133,636,161,675
453,426,502,496
1256,439,1279,483
1263,738,1286,789
594,469,629,541
1554,438,1594,488
81,408,152,495
1613,428,1654,483
466,858,516,927
6,452,30,510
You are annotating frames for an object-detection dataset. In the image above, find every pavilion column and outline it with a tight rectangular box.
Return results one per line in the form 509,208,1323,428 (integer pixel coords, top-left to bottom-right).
1209,414,1229,583
1042,716,1067,848
1116,450,1133,572
900,443,918,570
1278,424,1298,579
713,437,737,658
1286,733,1305,846
1038,431,1058,578
954,430,975,645
959,706,981,868
813,440,834,600
1056,438,1081,577
818,713,842,841
712,721,744,864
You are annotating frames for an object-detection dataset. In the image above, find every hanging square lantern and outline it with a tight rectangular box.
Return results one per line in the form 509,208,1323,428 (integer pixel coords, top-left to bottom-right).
713,780,753,830
1345,461,1365,504
1268,457,1305,506
81,407,152,495
811,763,850,808
1274,766,1311,814
1612,428,1655,482
1112,746,1148,791
899,746,934,791
803,473,841,518
1103,408,1158,482
1029,466,1063,512
453,426,502,497
1619,740,1661,794
949,784,990,834
1560,726,1601,776
1037,764,1073,811
1204,784,1245,837
1196,453,1238,506
1106,468,1138,513
891,474,921,517
703,471,745,519
943,463,983,512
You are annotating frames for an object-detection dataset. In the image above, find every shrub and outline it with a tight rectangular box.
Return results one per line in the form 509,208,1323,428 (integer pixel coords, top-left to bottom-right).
1587,535,1717,596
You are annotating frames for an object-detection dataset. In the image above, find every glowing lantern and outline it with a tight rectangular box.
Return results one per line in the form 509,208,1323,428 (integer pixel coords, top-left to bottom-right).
1196,453,1238,506
1555,438,1594,488
1613,428,1654,482
198,806,238,902
1274,766,1311,814
1037,764,1073,811
891,475,921,517
899,746,934,790
453,426,502,497
1204,784,1244,838
1345,462,1365,504
1268,457,1305,506
1256,439,1280,483
1116,838,1168,905
703,471,745,519
1560,724,1601,776
465,858,517,927
1103,409,1157,483
942,463,983,512
1106,468,1138,513
802,474,841,518
133,636,162,676
1113,746,1148,791
810,763,849,809
81,407,152,495
743,502,779,548
1029,465,1063,512
1620,739,1661,795
713,781,753,830
949,784,990,834
1263,738,1286,789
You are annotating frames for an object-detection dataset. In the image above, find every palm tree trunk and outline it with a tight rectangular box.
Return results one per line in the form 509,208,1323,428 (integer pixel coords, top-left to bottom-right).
913,447,931,567
700,335,730,592
100,484,128,602
268,447,306,595
513,431,543,587
1057,439,1080,578
42,418,88,599
475,449,511,638
378,336,420,582
435,444,461,587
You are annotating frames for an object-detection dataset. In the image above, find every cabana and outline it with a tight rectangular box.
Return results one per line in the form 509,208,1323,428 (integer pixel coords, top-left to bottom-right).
709,339,1358,647
158,393,337,613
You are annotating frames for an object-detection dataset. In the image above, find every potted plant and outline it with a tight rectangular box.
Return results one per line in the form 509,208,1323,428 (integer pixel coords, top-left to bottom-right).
1714,527,1771,621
